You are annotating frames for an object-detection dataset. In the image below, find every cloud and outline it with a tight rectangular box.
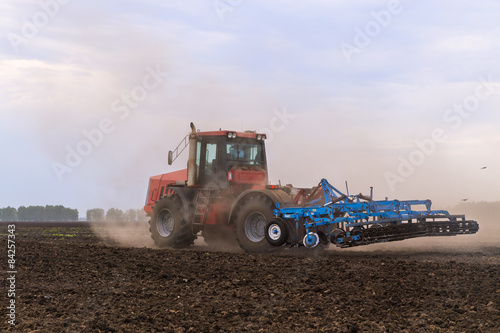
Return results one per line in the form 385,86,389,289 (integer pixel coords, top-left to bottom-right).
2,0,500,216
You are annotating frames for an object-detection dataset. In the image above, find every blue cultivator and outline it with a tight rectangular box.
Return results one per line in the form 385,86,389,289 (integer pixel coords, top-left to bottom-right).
265,179,479,249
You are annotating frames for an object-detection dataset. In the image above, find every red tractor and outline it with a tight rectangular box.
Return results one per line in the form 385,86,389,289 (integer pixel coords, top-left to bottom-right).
144,123,294,252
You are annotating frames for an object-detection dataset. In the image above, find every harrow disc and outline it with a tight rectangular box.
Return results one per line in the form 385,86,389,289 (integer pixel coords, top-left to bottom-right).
351,227,364,246
303,232,320,248
330,228,346,246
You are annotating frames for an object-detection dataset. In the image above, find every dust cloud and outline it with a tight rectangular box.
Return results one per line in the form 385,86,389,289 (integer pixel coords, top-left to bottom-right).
88,201,498,253
89,218,244,252
90,220,156,248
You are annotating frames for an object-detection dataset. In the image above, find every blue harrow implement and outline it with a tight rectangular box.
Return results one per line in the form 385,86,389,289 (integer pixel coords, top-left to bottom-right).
265,179,479,249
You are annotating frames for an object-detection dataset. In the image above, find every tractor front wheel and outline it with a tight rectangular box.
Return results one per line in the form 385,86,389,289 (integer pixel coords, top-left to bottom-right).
149,197,196,248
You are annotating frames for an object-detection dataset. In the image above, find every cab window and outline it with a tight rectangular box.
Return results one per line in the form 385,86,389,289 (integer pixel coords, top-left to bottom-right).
226,142,263,166
204,143,217,175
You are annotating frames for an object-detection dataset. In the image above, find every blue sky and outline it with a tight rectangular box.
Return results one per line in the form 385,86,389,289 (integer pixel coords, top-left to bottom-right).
1,0,499,217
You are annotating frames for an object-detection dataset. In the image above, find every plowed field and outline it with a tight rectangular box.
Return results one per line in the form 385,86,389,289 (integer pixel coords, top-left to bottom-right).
1,223,499,332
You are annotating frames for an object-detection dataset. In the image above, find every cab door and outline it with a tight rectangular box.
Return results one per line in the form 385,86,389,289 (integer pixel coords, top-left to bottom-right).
196,138,226,188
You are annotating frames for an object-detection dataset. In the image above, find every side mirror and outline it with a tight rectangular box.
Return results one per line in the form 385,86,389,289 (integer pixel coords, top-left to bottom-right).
168,151,173,165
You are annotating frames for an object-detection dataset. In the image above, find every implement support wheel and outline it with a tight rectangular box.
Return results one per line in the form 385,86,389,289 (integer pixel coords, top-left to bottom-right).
265,217,289,247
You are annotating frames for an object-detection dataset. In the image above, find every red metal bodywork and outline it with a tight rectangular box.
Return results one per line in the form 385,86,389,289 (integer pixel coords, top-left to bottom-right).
144,169,187,214
228,166,267,189
204,201,227,225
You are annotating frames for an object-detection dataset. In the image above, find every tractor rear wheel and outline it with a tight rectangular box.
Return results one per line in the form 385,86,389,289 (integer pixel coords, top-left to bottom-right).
149,197,196,248
235,196,278,253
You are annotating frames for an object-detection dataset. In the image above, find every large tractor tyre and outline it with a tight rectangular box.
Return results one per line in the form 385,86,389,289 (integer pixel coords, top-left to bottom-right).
149,197,196,248
235,196,278,253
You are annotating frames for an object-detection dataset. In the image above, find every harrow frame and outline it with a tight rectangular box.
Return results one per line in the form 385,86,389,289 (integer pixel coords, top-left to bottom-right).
268,179,479,248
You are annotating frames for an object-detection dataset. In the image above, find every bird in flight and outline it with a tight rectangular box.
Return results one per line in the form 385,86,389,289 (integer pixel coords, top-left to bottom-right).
462,198,468,201
480,166,487,170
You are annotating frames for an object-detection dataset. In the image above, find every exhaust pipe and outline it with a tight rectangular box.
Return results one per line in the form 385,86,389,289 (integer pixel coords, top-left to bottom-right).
187,122,197,186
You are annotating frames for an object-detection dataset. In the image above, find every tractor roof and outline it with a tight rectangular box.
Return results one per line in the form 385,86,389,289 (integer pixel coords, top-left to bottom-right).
196,130,266,139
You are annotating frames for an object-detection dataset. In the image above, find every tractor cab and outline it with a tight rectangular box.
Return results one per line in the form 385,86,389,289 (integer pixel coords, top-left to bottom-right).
193,130,268,190
144,124,269,215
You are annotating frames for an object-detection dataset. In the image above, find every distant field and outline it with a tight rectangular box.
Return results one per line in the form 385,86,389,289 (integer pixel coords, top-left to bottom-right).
1,221,499,332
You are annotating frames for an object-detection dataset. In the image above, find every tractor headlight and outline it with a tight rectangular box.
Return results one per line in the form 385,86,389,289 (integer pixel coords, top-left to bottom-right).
257,135,262,140
227,132,237,139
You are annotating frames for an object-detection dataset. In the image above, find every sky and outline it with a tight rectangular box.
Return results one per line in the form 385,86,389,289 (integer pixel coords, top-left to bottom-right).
1,0,499,217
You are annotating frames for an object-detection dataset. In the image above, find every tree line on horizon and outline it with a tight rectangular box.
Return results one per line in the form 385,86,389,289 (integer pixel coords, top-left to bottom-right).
86,208,147,222
0,206,147,222
0,205,78,221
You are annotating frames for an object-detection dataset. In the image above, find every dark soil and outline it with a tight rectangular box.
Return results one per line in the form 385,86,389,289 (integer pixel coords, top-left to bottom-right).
1,225,499,332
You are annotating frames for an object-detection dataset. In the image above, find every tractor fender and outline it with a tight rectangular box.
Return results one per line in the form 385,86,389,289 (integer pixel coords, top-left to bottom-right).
162,187,196,220
227,188,294,224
